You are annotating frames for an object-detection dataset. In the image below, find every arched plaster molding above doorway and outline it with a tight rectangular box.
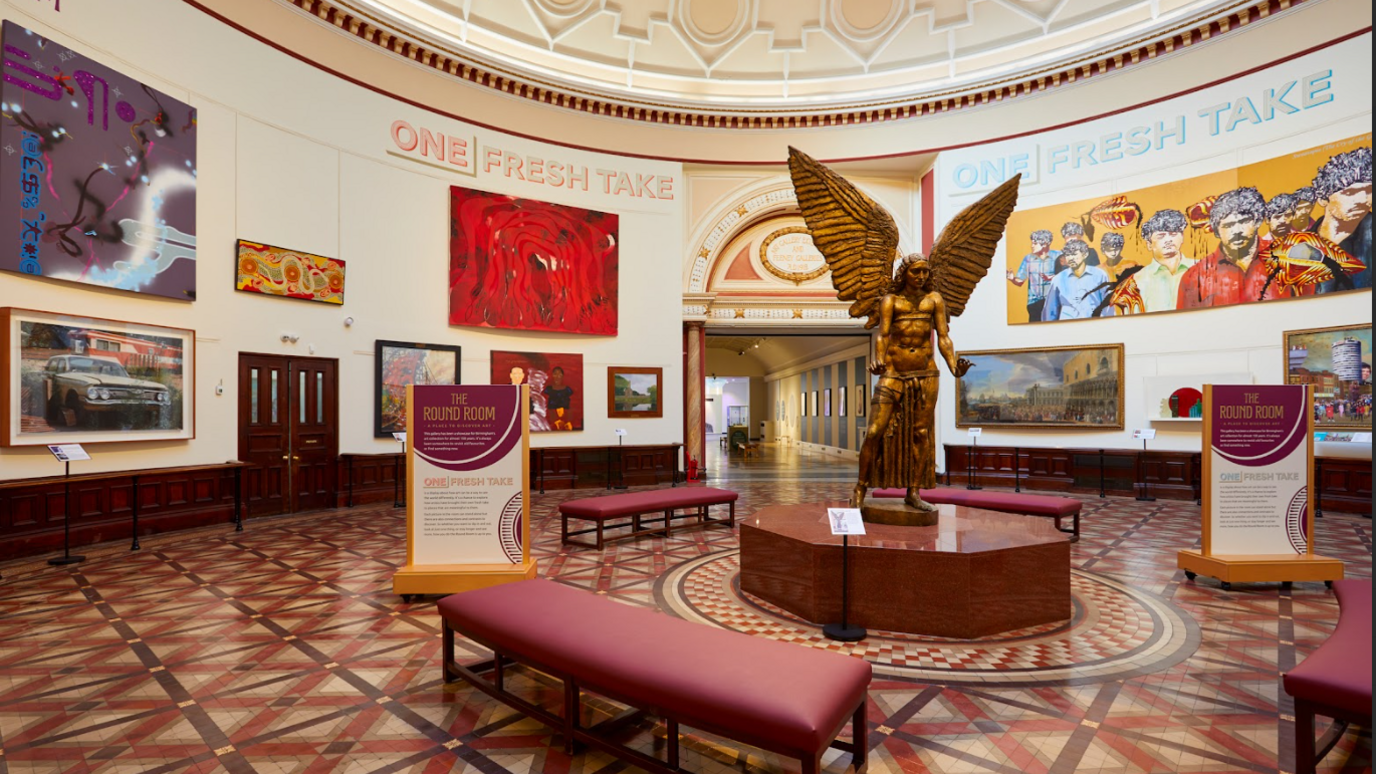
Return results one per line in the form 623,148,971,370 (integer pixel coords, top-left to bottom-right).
683,174,915,327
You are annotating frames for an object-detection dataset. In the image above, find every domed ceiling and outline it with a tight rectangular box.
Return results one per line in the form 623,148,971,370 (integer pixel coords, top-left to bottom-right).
289,0,1301,125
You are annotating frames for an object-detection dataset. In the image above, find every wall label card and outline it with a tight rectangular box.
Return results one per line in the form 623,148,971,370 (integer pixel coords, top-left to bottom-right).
1133,428,1157,441
47,444,90,462
827,508,866,536
1206,384,1310,555
408,385,527,566
967,427,983,437
393,432,407,443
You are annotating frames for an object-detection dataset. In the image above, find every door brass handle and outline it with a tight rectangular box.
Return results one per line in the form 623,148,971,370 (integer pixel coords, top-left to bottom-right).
293,455,300,461
281,455,289,460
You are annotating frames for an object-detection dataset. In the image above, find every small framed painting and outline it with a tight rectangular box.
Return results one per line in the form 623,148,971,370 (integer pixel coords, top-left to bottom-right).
375,340,461,437
824,388,832,417
856,383,866,417
811,391,818,416
840,386,847,417
237,240,345,304
800,391,807,417
608,366,663,418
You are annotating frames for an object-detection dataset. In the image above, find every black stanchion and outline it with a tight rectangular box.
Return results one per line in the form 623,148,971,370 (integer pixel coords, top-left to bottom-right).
1013,446,1021,493
393,451,406,509
823,533,866,642
130,474,141,551
613,437,628,490
234,466,244,532
1098,449,1107,498
48,461,85,567
1135,440,1156,502
965,437,983,491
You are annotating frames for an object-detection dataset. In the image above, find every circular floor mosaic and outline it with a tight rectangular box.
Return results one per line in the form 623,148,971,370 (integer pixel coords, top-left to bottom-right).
654,549,1201,686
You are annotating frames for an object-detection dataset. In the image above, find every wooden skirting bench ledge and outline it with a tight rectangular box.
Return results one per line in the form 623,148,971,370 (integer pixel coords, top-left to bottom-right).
560,487,738,550
439,579,871,774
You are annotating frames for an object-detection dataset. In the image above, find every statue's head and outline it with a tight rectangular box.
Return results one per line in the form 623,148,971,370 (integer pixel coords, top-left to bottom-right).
892,253,933,294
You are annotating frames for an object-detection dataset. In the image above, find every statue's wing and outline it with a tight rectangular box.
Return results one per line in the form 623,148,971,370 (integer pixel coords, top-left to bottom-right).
929,174,1022,318
788,147,900,328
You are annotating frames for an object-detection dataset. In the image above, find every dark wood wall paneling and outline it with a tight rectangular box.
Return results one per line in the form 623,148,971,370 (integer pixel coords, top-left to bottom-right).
943,444,1372,513
3,443,1361,562
0,463,246,562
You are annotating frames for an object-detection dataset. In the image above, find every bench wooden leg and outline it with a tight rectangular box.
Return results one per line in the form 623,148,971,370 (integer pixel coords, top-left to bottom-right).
729,500,736,528
802,753,821,774
564,678,580,755
666,718,679,768
561,513,570,545
1294,699,1316,774
665,510,673,538
852,699,867,771
597,522,605,551
441,621,456,683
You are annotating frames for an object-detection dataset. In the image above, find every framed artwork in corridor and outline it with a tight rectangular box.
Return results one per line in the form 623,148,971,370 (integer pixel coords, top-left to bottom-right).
1284,323,1372,430
375,340,461,437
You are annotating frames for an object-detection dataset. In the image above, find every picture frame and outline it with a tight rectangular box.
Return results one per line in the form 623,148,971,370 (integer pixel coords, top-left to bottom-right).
800,391,807,417
237,239,346,305
811,391,818,417
856,383,866,417
608,366,663,418
824,388,832,417
491,350,584,432
1,308,195,447
840,386,847,418
1283,323,1372,430
955,344,1125,429
375,340,462,437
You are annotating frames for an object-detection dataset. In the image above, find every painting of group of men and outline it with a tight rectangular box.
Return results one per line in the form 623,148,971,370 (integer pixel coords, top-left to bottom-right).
1006,139,1371,324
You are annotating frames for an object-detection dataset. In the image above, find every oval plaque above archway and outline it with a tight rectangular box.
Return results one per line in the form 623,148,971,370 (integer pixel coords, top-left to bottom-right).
760,227,828,284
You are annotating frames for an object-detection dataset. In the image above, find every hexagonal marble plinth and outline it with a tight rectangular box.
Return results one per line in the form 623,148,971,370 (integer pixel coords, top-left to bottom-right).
739,502,1072,638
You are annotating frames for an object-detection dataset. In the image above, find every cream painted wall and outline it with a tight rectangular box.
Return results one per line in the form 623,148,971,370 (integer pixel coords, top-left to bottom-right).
0,0,684,479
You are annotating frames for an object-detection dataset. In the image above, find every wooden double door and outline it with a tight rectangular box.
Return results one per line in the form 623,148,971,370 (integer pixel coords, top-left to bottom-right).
237,354,338,516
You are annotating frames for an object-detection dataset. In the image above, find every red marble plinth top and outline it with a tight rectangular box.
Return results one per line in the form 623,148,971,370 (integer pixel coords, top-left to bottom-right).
744,502,1070,554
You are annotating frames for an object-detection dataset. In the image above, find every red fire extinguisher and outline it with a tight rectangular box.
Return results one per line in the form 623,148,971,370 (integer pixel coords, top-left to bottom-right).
686,455,699,482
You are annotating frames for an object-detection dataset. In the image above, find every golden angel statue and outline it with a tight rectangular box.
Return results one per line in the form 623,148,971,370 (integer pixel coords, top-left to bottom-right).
788,148,1021,518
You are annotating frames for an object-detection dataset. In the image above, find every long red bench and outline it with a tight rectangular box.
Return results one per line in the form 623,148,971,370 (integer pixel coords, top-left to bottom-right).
873,487,1082,541
439,579,871,774
560,487,738,549
1283,580,1372,774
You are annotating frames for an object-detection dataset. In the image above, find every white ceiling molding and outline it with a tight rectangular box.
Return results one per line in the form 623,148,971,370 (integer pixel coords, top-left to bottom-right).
293,0,1302,123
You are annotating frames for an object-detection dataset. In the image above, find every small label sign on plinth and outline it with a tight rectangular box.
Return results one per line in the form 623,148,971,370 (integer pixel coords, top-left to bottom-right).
47,444,90,462
827,508,866,536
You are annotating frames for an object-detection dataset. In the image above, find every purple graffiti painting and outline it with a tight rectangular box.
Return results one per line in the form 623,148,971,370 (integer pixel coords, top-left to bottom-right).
1,21,196,300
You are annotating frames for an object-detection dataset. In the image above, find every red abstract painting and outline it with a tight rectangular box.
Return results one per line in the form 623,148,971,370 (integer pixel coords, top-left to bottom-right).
449,186,619,335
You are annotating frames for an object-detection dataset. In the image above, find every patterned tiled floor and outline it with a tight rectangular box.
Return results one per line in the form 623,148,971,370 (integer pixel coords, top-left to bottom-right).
0,453,1370,773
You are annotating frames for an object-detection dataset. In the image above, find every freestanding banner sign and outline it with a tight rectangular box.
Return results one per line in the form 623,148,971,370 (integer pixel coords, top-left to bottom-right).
392,384,537,598
1178,384,1343,589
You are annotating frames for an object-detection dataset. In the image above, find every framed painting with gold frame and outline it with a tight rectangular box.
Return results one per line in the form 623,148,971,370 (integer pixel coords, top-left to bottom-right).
1283,323,1372,430
608,366,663,418
955,344,1125,429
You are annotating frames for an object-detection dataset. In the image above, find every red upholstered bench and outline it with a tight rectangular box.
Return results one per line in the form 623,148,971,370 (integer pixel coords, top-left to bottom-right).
560,487,738,549
1283,580,1372,774
873,487,1082,541
439,579,871,774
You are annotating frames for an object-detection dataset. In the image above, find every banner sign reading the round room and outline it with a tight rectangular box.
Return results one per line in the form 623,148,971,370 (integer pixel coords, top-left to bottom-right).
1206,384,1311,555
393,385,536,596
